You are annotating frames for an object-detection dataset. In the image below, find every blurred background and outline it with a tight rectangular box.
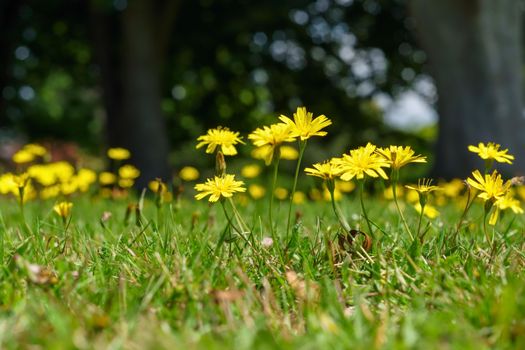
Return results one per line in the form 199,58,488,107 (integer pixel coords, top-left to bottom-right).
0,0,523,186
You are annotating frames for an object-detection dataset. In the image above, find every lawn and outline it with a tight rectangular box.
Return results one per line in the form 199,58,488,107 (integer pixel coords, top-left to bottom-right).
1,190,524,349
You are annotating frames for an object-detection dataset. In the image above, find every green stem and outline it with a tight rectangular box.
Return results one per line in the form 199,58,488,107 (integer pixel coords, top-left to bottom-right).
416,204,425,241
359,180,374,236
285,140,307,240
269,156,281,237
329,184,350,232
392,179,413,240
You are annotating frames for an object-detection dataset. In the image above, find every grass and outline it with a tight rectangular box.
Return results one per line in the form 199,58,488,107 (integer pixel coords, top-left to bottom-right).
1,193,525,349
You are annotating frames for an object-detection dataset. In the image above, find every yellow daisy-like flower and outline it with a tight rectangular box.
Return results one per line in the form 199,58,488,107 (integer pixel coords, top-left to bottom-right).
107,147,131,160
241,164,262,178
466,170,511,202
194,174,246,202
332,143,390,181
248,184,266,199
118,165,140,179
248,123,296,165
99,172,117,185
196,127,244,156
376,145,426,170
23,143,47,157
405,178,440,195
279,107,332,140
304,160,342,181
413,203,439,219
468,142,514,164
53,201,73,218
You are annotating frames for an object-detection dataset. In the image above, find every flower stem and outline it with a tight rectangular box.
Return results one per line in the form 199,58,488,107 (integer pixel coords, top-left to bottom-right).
269,156,280,237
329,183,350,232
285,140,307,241
359,180,374,236
391,178,413,240
416,204,425,241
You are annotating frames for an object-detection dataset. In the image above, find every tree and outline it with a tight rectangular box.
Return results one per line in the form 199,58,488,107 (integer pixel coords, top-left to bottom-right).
410,0,525,178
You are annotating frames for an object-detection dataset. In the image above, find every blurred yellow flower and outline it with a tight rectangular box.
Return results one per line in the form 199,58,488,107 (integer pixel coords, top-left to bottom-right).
149,179,168,194
241,164,262,178
119,165,140,179
439,178,464,198
293,191,306,204
107,147,131,160
12,150,34,164
280,146,299,160
333,143,390,181
179,166,200,181
194,174,246,202
376,145,426,170
248,184,266,199
53,201,73,218
468,142,514,164
23,143,47,157
413,203,439,219
383,185,404,200
248,123,295,165
279,106,332,140
196,127,244,156
274,187,288,200
119,179,135,188
99,172,117,185
336,180,355,193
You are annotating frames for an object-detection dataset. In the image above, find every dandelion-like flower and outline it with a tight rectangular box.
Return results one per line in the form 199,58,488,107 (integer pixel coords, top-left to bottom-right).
468,142,514,164
179,166,200,181
405,178,440,195
248,123,295,165
196,127,244,156
279,107,332,140
466,170,511,202
194,174,246,202
53,201,73,219
304,160,343,181
376,145,426,170
118,165,140,179
333,143,390,181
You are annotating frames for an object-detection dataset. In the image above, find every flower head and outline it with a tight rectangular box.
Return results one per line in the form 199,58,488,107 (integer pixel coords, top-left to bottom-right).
119,165,140,179
376,145,426,170
248,123,295,165
488,192,522,226
179,166,200,181
108,147,131,160
196,127,244,156
466,170,511,202
12,150,34,164
53,201,73,218
304,160,343,181
405,178,440,195
468,142,514,164
332,143,390,181
194,174,246,202
279,107,331,141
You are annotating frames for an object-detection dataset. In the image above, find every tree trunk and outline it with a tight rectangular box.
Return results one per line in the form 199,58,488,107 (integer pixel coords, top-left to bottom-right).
409,0,524,178
121,0,171,187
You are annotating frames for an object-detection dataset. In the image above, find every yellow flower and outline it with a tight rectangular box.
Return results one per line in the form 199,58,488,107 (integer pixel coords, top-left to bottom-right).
53,201,73,218
304,160,342,180
179,166,200,181
241,164,262,178
495,192,523,214
248,184,266,199
439,178,464,198
76,168,97,192
274,187,289,200
293,191,307,204
27,165,56,186
12,150,34,164
13,173,31,189
99,172,117,185
413,203,439,219
194,174,246,202
280,146,299,160
468,142,514,164
376,145,426,170
333,143,390,181
383,185,404,200
107,147,131,160
336,180,355,193
196,127,244,156
405,178,440,195
149,179,168,194
279,107,332,140
23,143,47,157
118,165,140,179
248,123,295,165
466,170,510,202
